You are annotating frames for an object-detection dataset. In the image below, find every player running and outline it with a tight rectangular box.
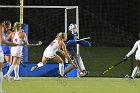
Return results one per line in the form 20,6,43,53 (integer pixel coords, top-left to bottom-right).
4,22,28,81
124,33,140,79
30,32,77,77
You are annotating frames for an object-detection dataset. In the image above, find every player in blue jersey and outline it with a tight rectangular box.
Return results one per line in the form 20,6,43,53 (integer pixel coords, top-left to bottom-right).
2,21,12,68
64,23,91,77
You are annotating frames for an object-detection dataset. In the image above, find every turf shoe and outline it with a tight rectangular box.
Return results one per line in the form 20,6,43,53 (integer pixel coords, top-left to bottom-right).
3,75,10,82
129,77,134,79
58,75,67,78
79,70,89,77
14,77,22,81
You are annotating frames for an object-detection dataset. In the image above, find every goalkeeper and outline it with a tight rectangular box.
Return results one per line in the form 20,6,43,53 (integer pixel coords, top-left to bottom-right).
63,23,91,77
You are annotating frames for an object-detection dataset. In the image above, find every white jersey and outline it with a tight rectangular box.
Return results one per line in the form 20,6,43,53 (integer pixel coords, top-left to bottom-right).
11,32,23,57
43,39,61,58
126,40,140,60
0,43,4,62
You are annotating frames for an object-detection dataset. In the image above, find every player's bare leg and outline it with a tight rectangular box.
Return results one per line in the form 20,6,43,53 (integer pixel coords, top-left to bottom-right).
30,56,48,71
130,60,140,79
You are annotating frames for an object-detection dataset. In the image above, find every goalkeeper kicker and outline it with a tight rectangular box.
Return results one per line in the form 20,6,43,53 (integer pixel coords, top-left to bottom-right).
62,23,91,77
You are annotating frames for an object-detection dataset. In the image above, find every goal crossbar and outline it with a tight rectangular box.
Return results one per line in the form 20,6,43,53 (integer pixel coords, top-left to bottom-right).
0,5,78,9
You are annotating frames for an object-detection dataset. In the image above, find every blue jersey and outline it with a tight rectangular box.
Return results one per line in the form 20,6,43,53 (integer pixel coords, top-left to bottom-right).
1,32,11,55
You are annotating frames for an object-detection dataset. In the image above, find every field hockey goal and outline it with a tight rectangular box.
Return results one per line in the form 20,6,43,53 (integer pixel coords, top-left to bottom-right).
0,5,80,62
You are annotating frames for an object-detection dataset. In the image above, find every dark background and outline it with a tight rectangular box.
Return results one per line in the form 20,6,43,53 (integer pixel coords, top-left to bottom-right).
0,0,140,46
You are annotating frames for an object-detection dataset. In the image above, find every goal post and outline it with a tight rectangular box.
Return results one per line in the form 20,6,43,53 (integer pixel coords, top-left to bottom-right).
20,0,24,24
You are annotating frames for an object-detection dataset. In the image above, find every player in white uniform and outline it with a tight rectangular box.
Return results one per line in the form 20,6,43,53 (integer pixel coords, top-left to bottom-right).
124,33,140,79
0,21,20,93
30,32,77,77
4,22,28,81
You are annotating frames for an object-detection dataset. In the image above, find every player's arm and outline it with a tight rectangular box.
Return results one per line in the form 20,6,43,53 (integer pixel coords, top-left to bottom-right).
22,32,29,45
123,41,139,60
126,41,138,57
5,32,12,41
2,32,17,46
2,39,17,46
61,41,74,65
58,49,65,56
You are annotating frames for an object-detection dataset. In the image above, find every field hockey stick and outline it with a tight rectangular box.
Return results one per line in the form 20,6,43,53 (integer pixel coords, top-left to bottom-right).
26,41,42,47
102,59,127,75
69,48,89,76
69,47,86,73
20,61,26,67
77,37,90,41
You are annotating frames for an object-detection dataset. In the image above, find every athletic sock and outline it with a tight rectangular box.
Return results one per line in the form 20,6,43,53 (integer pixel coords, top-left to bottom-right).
59,63,64,76
14,65,19,78
6,65,15,76
0,71,3,91
7,63,11,71
37,62,44,68
131,66,138,78
137,67,140,76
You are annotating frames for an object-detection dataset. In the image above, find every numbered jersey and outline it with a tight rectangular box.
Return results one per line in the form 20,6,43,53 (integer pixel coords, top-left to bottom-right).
11,32,23,57
43,39,61,58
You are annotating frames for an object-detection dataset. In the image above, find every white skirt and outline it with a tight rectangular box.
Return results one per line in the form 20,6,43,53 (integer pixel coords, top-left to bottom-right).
135,51,140,60
11,46,23,57
43,48,56,58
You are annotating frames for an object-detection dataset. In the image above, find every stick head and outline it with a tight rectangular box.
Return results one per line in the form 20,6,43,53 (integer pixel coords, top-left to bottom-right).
37,41,42,45
87,37,90,39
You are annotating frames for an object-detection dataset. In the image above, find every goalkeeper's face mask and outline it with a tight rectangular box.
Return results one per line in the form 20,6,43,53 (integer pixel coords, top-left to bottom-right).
69,24,78,34
69,24,74,31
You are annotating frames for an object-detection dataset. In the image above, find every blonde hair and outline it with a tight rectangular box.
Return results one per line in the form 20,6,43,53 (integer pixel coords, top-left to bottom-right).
13,22,21,32
56,32,65,41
